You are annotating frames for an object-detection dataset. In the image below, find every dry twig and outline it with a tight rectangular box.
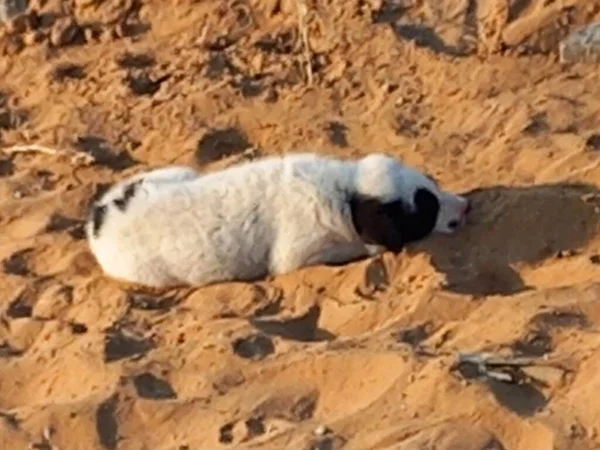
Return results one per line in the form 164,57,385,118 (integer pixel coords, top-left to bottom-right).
454,351,570,384
1,144,95,166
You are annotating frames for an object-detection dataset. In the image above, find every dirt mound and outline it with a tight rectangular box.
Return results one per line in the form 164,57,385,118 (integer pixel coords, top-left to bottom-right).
1,0,600,449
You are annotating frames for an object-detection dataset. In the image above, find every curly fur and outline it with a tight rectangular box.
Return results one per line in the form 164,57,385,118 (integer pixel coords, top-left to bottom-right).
85,152,469,287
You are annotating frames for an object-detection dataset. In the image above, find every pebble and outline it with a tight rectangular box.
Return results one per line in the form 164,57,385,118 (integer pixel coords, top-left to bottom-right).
556,249,577,258
0,0,27,24
314,425,329,436
560,23,600,63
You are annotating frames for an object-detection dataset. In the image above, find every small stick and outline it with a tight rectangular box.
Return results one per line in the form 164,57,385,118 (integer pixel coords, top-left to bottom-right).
457,351,571,376
2,144,95,165
485,370,516,383
3,144,60,156
458,352,543,367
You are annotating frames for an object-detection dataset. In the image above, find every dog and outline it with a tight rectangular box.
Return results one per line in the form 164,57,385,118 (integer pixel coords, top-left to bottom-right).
85,152,470,287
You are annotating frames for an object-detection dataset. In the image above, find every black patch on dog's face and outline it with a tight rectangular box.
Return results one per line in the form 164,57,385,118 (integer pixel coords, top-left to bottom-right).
113,181,140,212
350,188,440,253
91,205,107,238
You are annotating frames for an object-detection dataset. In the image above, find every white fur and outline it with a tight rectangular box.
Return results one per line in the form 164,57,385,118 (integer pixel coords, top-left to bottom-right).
86,153,468,287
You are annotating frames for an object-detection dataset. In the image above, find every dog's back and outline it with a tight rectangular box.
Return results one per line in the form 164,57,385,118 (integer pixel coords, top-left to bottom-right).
86,153,359,287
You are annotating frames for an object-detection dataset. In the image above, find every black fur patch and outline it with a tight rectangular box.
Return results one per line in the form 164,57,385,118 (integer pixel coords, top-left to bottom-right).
350,188,440,253
91,204,107,238
113,181,140,212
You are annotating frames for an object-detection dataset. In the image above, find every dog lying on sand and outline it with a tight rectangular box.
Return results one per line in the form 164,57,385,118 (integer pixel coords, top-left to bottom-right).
86,152,470,287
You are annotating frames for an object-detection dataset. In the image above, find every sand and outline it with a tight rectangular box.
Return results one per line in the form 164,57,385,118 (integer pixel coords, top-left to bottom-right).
1,0,600,449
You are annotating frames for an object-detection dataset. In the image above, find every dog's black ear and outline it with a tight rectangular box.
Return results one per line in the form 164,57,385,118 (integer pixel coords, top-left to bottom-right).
349,188,440,253
402,188,440,242
349,196,407,253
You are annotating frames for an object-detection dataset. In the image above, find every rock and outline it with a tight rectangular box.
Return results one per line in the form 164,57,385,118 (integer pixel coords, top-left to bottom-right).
314,425,329,436
559,23,600,63
0,0,28,24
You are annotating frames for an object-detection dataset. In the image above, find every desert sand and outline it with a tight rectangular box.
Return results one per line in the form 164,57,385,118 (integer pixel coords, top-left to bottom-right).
1,0,600,449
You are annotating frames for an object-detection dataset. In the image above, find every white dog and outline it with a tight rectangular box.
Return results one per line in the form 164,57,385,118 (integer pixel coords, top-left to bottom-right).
85,153,470,287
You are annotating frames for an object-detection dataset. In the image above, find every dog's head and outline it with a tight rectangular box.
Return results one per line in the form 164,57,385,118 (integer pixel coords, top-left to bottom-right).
349,153,470,252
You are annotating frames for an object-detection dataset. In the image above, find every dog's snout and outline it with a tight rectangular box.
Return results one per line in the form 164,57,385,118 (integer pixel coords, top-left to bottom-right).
438,194,472,234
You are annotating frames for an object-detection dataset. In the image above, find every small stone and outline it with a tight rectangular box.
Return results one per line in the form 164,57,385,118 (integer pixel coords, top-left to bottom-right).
590,255,600,265
314,425,329,436
0,0,28,24
560,23,600,63
556,249,577,258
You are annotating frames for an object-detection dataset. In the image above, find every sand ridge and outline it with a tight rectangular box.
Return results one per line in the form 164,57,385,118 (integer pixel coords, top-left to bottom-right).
1,0,600,449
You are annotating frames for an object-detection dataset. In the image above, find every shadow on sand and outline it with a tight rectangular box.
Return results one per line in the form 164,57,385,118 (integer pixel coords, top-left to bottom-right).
413,182,600,296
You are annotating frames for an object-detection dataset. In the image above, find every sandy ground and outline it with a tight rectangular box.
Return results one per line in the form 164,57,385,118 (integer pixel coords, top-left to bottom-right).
1,0,600,449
